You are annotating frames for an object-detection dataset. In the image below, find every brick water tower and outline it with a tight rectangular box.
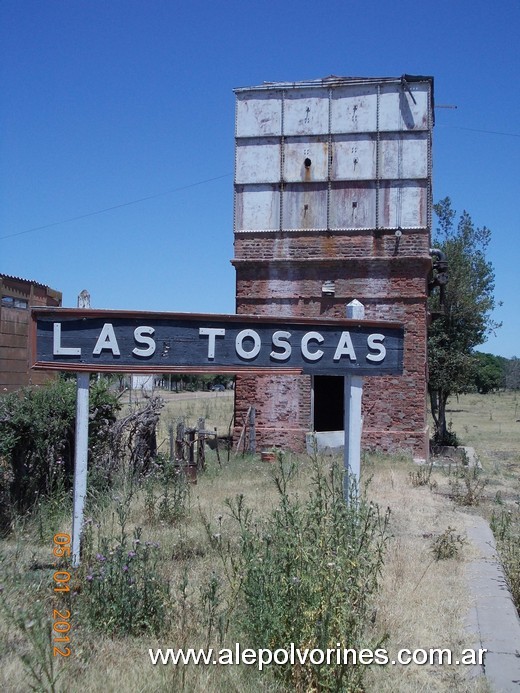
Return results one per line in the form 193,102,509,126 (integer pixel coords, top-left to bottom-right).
232,75,434,459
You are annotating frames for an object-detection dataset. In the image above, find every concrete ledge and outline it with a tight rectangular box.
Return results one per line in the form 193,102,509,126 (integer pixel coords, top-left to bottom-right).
306,431,344,455
431,445,480,467
465,515,520,691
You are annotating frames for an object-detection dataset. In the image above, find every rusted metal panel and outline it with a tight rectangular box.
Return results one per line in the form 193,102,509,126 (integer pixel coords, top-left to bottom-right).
330,134,377,180
235,138,280,184
380,132,428,179
235,91,283,137
379,83,430,131
329,182,377,229
282,87,329,136
235,184,280,231
283,136,328,182
282,183,328,230
378,181,428,228
330,85,378,133
233,77,432,232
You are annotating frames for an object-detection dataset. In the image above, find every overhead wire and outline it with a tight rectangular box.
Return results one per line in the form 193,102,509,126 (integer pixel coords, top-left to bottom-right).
436,125,520,138
0,172,233,241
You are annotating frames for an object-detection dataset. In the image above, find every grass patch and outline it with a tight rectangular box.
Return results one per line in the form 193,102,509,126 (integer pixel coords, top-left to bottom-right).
1,390,515,691
442,391,520,614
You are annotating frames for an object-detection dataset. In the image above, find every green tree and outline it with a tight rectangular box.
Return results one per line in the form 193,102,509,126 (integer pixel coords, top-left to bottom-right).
428,197,500,445
472,352,506,393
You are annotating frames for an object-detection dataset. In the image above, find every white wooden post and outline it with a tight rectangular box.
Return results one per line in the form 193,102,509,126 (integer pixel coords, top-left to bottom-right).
72,372,89,567
344,300,364,502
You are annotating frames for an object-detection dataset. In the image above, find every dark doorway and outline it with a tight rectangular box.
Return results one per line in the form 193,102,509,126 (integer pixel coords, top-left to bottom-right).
313,376,344,431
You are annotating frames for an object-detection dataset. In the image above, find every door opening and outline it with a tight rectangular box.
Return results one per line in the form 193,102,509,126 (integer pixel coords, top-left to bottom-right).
313,376,344,431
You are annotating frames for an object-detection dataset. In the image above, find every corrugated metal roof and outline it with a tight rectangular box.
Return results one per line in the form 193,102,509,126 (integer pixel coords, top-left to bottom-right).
0,273,52,290
234,74,434,93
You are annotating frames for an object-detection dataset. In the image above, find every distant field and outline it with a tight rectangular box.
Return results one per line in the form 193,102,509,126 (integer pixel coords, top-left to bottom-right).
122,388,235,452
156,389,235,445
444,390,520,502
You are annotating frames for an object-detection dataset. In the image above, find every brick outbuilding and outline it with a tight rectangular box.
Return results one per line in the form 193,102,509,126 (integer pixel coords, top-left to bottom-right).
0,274,62,392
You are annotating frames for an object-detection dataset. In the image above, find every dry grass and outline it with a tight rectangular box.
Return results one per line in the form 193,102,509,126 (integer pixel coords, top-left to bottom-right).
0,452,305,692
2,390,514,692
365,455,490,692
444,391,520,502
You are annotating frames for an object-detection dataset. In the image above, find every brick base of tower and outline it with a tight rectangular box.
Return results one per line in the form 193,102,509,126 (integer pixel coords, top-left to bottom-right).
233,248,432,461
234,374,429,459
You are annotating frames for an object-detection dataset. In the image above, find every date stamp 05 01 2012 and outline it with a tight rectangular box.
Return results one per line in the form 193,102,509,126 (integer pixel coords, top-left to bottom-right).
52,533,72,657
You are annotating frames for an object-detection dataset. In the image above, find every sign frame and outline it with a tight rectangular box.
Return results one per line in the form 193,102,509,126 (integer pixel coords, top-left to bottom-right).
30,307,404,377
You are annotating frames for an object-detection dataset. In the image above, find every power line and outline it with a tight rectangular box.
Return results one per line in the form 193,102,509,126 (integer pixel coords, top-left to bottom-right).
0,172,233,241
437,125,520,138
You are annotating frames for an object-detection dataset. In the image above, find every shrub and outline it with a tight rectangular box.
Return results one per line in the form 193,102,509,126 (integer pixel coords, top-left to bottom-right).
431,526,466,561
214,455,389,692
447,464,487,506
409,461,436,489
0,378,119,531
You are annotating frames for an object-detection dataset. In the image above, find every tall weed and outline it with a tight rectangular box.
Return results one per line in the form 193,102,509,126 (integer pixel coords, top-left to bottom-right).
0,597,62,693
143,457,190,526
211,454,389,692
491,504,520,610
77,504,171,636
448,464,487,506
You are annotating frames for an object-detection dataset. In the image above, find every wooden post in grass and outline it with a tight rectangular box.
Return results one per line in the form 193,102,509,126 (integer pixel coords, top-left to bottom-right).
344,300,364,503
248,407,256,453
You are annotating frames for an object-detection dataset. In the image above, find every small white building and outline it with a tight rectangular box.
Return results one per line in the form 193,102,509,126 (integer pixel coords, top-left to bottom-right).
131,374,155,392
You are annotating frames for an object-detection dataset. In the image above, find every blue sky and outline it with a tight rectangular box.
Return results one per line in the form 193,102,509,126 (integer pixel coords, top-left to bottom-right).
1,0,518,357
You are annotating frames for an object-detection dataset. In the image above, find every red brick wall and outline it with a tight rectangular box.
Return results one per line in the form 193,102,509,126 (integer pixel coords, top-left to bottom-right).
233,233,431,459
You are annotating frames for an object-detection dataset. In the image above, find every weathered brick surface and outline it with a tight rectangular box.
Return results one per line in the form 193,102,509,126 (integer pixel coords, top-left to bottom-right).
233,232,431,459
235,230,430,261
235,374,312,452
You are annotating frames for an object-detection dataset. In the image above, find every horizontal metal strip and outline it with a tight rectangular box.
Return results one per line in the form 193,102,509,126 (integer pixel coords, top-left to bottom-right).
235,128,430,140
235,178,429,185
32,362,305,376
234,77,431,92
234,226,428,234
